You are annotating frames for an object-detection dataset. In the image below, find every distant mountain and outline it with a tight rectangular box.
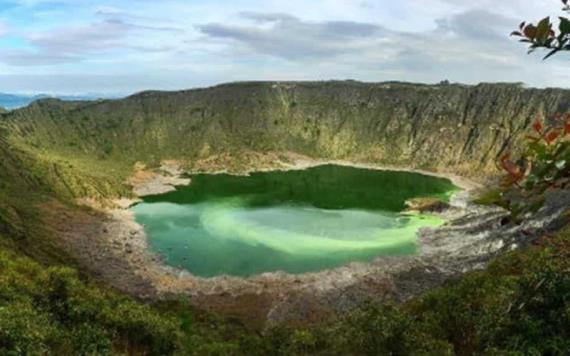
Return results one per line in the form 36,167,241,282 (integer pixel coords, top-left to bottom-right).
0,93,117,110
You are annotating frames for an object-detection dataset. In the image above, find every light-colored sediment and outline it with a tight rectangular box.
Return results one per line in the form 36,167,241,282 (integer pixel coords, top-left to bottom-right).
128,160,191,197
67,154,568,328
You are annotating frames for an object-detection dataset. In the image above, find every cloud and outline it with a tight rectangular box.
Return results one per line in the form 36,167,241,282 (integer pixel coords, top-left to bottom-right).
0,0,567,93
0,50,78,66
28,18,129,55
196,9,520,72
435,9,517,41
0,22,8,36
239,12,298,23
0,9,184,66
197,13,384,59
375,9,524,79
190,7,561,89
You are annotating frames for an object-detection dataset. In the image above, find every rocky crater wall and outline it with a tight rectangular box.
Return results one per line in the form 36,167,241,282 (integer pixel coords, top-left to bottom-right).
4,81,570,179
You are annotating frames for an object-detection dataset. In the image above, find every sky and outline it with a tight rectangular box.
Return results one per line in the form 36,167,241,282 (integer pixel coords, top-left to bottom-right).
0,0,567,95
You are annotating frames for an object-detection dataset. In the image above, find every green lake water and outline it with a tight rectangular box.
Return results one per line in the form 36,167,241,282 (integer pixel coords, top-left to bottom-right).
131,165,458,277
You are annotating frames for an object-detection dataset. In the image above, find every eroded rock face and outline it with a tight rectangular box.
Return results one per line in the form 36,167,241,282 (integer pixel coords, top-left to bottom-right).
5,81,570,181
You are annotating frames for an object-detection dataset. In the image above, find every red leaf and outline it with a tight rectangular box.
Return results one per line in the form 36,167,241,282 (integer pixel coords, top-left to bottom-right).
524,25,538,39
565,121,570,134
499,154,524,183
545,130,561,144
532,118,543,133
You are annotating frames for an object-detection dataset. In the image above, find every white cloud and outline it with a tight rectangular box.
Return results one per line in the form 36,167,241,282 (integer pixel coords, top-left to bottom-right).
0,10,185,66
198,14,384,60
196,9,521,74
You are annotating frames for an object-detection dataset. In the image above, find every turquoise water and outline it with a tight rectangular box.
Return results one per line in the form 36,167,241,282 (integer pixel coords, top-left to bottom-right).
131,165,457,277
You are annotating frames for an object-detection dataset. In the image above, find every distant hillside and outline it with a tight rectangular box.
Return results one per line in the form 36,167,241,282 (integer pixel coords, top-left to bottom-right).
0,93,116,110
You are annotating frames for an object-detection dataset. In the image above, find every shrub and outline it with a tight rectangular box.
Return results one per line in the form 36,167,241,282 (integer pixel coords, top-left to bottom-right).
496,114,570,217
0,302,55,354
0,246,179,355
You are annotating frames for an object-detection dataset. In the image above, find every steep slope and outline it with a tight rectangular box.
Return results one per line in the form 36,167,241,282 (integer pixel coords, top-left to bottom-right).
4,81,570,184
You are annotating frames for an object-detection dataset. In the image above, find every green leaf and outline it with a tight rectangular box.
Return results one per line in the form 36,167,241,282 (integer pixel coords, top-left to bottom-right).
559,17,570,34
536,17,551,42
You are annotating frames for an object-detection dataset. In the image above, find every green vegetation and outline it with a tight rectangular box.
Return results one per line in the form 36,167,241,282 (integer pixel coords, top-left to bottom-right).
233,225,570,355
512,0,570,59
490,111,570,222
4,81,570,181
3,223,570,354
1,77,570,353
498,115,569,193
0,244,179,354
2,107,569,354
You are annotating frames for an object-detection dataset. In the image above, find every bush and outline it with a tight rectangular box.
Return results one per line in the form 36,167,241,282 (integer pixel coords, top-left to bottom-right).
496,114,570,217
248,227,570,355
0,302,55,354
336,304,453,355
0,246,179,354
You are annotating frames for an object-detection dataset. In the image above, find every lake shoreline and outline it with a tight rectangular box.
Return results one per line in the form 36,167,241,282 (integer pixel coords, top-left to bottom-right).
69,153,503,328
131,165,454,278
254,156,480,192
187,152,481,191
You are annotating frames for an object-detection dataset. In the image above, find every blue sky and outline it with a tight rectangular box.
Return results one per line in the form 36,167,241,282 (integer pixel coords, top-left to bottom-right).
0,0,567,94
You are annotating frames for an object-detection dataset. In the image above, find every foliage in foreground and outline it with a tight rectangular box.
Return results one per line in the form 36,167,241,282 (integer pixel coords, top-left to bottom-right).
0,244,179,355
499,114,570,192
491,113,570,220
2,222,570,355
256,225,570,356
512,0,570,59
